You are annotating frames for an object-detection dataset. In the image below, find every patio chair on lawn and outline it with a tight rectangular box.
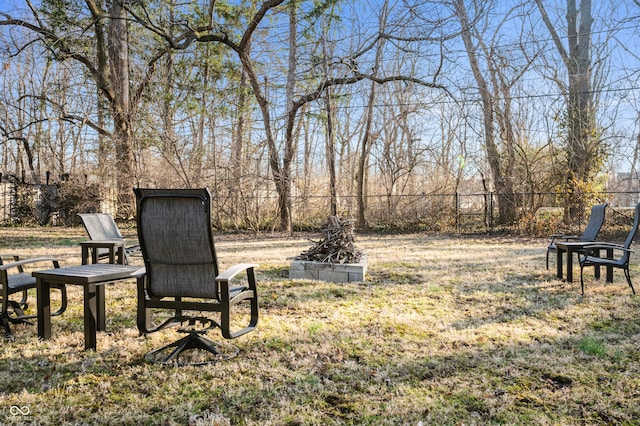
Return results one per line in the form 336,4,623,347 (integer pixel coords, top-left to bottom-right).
546,203,608,270
1,256,67,336
134,188,259,366
578,202,640,295
79,213,141,263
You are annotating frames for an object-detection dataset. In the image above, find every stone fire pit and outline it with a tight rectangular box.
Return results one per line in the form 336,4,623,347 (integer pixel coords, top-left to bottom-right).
289,216,366,283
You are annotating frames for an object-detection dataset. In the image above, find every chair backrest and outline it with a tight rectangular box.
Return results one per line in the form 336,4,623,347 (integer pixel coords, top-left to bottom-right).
623,202,640,250
580,203,608,241
79,213,124,240
134,188,219,299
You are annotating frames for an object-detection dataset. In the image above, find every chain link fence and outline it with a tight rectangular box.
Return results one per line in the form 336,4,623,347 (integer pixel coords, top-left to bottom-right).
2,176,638,234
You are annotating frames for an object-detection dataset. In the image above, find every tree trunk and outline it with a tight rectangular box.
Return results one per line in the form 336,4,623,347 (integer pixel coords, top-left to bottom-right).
108,0,135,217
322,27,337,216
536,0,595,222
356,1,389,228
231,66,249,227
455,0,516,224
356,82,376,229
325,88,337,216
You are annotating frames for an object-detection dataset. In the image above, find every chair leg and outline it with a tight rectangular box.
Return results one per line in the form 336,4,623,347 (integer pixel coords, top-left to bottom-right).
51,285,68,317
2,313,12,336
17,289,28,309
580,264,586,295
6,301,34,326
3,287,66,326
624,268,635,295
145,333,239,366
7,300,27,318
546,249,549,270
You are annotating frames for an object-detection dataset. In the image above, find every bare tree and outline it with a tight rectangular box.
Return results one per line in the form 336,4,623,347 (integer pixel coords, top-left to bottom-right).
0,50,42,183
535,0,604,219
321,27,338,217
0,0,180,215
355,3,387,229
454,0,512,224
453,0,546,225
127,0,448,232
373,85,425,221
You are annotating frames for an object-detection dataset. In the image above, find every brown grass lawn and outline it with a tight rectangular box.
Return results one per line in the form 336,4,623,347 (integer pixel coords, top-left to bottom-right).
1,227,639,425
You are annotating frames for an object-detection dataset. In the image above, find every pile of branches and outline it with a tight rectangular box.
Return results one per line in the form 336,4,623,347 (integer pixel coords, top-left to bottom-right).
296,216,363,264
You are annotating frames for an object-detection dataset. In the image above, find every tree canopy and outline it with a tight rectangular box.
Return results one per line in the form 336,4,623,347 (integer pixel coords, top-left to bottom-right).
1,0,639,228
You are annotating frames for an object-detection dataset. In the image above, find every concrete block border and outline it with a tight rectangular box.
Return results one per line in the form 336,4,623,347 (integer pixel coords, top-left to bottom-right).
289,256,367,283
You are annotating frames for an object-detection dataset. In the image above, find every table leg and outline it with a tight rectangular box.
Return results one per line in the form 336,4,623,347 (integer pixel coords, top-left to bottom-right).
82,246,89,265
606,248,614,282
97,285,106,331
557,248,564,279
84,284,98,350
117,246,125,265
566,248,574,283
36,278,51,340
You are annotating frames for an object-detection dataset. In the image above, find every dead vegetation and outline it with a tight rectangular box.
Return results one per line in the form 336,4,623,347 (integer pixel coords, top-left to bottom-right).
295,216,363,264
1,227,640,425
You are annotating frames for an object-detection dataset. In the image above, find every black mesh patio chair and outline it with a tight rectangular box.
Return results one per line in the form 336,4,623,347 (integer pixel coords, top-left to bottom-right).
578,202,640,295
134,188,259,366
79,213,141,263
546,203,608,269
1,256,67,336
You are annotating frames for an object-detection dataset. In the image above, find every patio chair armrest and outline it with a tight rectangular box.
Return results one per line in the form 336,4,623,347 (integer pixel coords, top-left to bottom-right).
216,263,259,302
216,263,259,283
80,239,125,246
0,254,20,266
0,253,20,260
581,243,634,258
0,257,60,271
216,263,259,338
549,234,579,243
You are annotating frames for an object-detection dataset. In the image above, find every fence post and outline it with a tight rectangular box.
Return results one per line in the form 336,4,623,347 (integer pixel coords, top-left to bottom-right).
483,191,489,232
489,192,494,231
455,192,460,233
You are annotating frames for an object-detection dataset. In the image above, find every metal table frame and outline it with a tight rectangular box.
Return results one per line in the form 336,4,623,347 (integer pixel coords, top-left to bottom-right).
555,241,613,283
34,264,143,350
79,239,126,265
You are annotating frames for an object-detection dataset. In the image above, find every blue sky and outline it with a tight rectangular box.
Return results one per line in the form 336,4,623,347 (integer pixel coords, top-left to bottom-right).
1,0,640,176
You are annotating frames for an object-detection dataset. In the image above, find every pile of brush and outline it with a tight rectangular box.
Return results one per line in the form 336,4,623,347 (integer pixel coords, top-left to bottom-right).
296,216,363,264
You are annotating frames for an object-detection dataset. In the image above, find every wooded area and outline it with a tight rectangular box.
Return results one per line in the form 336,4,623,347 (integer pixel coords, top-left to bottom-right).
1,0,639,232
